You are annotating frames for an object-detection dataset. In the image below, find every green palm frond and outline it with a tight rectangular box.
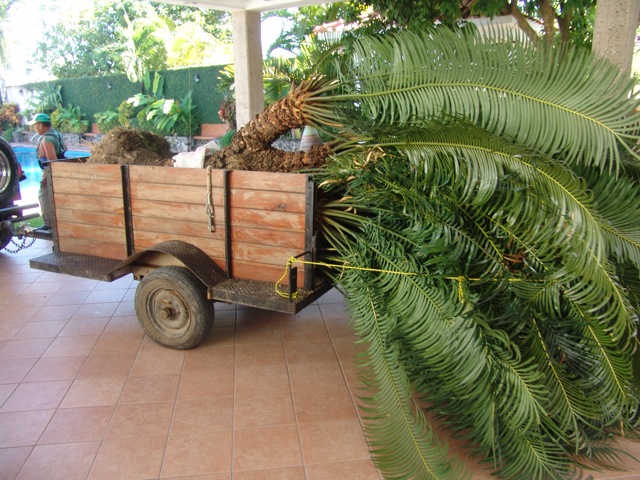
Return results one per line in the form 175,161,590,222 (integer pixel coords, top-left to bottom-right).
313,28,640,171
304,24,640,480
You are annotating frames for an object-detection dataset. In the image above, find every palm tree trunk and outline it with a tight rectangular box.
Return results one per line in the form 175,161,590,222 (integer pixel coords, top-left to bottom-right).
204,82,333,172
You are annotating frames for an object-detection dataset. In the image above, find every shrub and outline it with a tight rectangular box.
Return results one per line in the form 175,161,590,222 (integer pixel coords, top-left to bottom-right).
51,104,89,133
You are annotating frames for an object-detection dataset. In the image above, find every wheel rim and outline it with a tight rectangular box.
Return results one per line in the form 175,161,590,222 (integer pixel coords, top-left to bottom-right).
0,151,10,193
146,287,192,338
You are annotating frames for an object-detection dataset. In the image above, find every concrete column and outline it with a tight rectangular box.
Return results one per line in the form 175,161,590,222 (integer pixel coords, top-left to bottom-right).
232,10,264,129
592,0,640,78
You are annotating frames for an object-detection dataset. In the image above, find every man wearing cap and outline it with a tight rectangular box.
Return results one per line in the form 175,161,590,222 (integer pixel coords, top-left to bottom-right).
28,113,66,230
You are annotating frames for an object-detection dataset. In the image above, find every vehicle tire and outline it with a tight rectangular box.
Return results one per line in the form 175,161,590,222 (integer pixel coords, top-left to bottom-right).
0,138,19,207
134,266,214,349
0,222,12,250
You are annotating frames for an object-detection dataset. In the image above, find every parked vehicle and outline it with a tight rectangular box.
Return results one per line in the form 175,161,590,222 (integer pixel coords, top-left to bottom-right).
22,160,331,349
0,138,40,251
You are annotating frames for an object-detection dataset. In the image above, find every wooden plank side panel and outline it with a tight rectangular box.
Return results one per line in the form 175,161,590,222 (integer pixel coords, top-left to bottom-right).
53,177,122,197
131,198,305,231
131,182,306,214
57,222,127,245
54,194,124,215
51,162,122,181
128,165,308,194
57,209,125,229
129,165,210,186
132,216,304,250
57,237,127,260
130,183,215,205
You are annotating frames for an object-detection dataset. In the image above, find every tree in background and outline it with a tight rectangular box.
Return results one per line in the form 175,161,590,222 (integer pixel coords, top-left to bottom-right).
32,0,232,80
0,0,18,70
345,0,597,46
261,0,598,59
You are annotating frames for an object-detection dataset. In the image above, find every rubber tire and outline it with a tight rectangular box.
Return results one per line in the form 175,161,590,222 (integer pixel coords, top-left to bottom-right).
0,222,11,250
134,266,214,350
0,138,19,207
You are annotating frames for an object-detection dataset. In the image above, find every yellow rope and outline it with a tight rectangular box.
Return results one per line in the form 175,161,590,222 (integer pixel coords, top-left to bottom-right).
275,257,533,302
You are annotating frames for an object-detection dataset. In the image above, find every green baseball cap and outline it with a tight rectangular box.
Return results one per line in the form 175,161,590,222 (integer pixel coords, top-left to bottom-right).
27,113,51,125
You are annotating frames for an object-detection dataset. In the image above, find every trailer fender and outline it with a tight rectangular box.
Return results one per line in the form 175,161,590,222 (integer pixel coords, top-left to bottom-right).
116,240,226,291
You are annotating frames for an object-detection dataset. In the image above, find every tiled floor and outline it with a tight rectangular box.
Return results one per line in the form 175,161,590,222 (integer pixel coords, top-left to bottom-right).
1,239,640,479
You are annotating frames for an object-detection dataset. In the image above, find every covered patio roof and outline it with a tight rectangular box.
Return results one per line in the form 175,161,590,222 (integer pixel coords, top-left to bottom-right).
160,0,337,12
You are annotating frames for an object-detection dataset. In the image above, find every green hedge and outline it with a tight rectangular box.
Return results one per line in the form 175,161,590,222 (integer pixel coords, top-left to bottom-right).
22,65,228,131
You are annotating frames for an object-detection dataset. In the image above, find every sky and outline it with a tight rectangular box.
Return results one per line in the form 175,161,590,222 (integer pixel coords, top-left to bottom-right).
3,0,90,86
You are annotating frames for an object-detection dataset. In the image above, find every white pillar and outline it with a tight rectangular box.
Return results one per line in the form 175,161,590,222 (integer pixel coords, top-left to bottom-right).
592,0,640,78
232,10,264,129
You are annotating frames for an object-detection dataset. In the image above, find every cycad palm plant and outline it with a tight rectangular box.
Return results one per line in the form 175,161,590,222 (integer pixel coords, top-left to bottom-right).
210,26,640,479
306,28,640,479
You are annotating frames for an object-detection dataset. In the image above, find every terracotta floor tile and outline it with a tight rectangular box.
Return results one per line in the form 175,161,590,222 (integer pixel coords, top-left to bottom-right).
235,343,286,369
305,459,382,479
236,307,282,326
161,432,232,477
84,289,127,304
235,364,291,396
161,475,231,480
94,275,134,290
58,317,110,337
206,326,236,348
288,361,348,393
178,369,235,400
76,353,136,379
0,357,37,384
101,315,141,335
0,410,55,448
106,402,173,439
71,302,119,320
281,320,330,343
90,332,144,356
23,355,85,383
44,290,91,306
129,341,186,376
89,435,166,480
171,397,233,435
60,377,126,408
212,308,236,328
233,425,302,472
285,339,338,364
0,383,16,406
183,345,235,373
119,373,180,404
0,338,52,360
234,392,296,430
1,380,71,413
298,419,371,465
0,446,32,480
13,320,68,340
113,301,136,317
233,466,305,480
21,282,64,296
16,441,100,480
42,335,99,358
293,387,357,424
30,304,79,321
235,322,283,345
56,278,99,292
39,406,114,444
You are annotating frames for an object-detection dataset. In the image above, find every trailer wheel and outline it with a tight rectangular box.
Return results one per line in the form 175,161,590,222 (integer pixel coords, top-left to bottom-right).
0,138,19,207
135,266,214,349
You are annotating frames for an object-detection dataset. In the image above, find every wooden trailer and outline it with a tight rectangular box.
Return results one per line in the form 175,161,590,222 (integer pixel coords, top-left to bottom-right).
28,161,332,349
